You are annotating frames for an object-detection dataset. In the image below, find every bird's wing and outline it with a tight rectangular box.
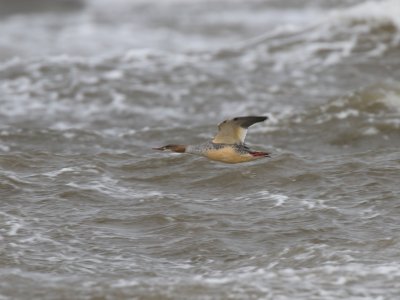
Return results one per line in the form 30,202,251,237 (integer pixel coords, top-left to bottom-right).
212,116,267,144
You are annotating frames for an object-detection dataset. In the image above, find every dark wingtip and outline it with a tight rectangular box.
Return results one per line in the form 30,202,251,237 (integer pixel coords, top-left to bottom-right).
235,116,267,120
235,116,268,128
152,146,164,150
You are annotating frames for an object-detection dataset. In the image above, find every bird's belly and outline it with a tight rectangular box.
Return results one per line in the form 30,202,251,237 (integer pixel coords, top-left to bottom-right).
204,147,255,163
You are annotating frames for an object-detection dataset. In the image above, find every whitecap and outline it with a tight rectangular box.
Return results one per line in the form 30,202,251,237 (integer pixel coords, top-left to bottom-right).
363,127,380,136
0,144,10,152
335,0,400,30
7,222,21,236
43,167,80,177
335,109,359,120
0,212,24,237
382,90,400,112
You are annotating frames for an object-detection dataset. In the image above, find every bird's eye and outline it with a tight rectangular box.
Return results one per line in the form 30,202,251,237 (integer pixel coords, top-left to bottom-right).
233,118,238,121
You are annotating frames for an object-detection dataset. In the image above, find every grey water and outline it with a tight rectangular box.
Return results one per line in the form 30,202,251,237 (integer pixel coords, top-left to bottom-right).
1,0,400,299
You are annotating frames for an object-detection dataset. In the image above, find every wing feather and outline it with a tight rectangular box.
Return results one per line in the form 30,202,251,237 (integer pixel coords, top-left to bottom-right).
212,116,267,144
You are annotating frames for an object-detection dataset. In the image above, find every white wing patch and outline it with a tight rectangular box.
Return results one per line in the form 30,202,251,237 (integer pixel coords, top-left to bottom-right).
212,116,267,144
212,123,247,144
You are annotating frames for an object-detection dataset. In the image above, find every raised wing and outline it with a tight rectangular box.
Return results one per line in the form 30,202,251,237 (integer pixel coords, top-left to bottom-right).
212,116,267,144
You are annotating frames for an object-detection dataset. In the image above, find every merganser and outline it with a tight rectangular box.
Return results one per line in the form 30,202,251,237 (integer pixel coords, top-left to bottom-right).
153,116,270,164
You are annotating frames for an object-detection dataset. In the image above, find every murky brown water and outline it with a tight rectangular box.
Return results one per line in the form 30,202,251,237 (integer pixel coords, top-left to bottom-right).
1,0,400,299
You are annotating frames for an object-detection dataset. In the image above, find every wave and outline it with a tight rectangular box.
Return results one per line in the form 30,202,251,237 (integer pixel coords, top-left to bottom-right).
0,0,398,139
255,83,400,151
230,0,400,70
305,83,400,128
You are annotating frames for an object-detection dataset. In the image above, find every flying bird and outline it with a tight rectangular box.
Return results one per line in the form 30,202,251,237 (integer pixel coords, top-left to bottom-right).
153,116,269,164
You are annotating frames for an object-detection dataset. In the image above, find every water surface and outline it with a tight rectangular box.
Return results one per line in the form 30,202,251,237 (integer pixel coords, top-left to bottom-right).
1,0,400,299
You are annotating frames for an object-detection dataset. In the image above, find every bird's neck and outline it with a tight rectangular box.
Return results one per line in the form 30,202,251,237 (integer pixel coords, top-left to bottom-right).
170,145,187,153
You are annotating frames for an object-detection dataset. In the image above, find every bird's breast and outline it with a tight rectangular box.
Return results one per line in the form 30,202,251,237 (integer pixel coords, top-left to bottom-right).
204,146,255,163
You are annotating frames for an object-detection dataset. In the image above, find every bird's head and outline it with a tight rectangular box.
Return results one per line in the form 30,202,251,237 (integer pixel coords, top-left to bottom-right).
152,144,186,153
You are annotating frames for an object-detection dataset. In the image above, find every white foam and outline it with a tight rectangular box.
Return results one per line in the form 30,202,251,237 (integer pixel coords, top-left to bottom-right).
241,190,289,207
381,90,400,112
363,127,380,136
43,167,79,177
65,176,173,201
270,194,289,207
111,278,139,288
185,262,400,299
237,0,400,73
334,0,400,30
0,144,10,152
0,212,24,237
7,222,21,236
102,70,124,80
335,109,359,119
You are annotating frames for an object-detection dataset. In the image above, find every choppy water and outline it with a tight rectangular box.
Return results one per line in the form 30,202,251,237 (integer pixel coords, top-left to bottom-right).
1,0,400,299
